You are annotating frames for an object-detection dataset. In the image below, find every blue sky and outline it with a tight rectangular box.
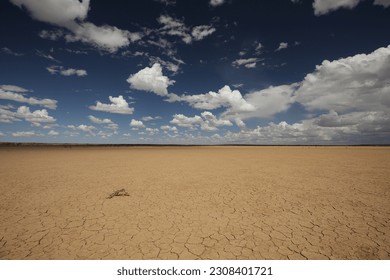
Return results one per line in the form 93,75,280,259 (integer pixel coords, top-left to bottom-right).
1,0,390,144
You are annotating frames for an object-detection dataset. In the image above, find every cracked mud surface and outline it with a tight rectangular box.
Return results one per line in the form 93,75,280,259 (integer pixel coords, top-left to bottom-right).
0,146,389,260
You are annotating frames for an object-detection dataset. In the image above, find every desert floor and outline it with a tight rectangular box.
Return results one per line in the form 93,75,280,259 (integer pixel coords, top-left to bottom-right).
0,146,389,260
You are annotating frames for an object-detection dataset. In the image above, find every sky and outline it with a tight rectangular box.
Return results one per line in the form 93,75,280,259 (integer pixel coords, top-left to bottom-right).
1,0,390,144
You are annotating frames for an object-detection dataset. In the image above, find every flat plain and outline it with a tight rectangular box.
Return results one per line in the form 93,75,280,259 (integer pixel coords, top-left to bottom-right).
0,146,389,260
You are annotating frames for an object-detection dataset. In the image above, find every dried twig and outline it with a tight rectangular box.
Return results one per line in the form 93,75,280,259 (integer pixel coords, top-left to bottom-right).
107,188,129,199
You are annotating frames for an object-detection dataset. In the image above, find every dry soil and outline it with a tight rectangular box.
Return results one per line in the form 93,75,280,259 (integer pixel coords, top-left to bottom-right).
0,146,389,259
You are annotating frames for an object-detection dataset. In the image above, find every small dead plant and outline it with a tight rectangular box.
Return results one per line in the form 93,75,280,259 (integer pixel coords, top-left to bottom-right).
107,188,129,199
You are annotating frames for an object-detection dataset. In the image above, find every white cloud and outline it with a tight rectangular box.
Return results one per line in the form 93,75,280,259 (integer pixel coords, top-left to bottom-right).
1,47,24,56
157,15,216,44
10,0,89,25
65,22,141,53
88,115,113,124
155,0,176,5
89,95,134,115
0,105,55,126
228,84,298,119
275,42,288,51
295,45,390,113
169,85,255,113
146,127,159,135
68,124,96,135
191,25,216,41
374,0,390,7
16,106,56,125
210,0,225,7
160,125,178,132
36,50,61,63
47,65,87,76
48,130,59,136
10,0,140,53
130,119,145,128
127,63,175,96
0,85,28,92
232,57,259,68
313,0,362,15
12,131,42,137
170,111,232,131
298,0,389,15
142,116,162,121
0,89,57,109
170,114,203,128
157,15,193,44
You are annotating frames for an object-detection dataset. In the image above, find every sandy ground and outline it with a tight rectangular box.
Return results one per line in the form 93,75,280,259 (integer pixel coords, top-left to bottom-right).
0,146,389,260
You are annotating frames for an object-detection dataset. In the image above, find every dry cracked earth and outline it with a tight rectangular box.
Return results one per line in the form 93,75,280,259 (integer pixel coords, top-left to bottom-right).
0,146,389,260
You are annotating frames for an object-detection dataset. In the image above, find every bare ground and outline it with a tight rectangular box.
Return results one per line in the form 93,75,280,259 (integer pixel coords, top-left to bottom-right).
0,146,389,260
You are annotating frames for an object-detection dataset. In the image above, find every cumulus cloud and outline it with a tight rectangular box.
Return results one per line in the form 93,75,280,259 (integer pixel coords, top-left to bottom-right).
89,95,134,114
210,0,225,7
127,63,175,96
168,85,255,113
146,127,159,135
161,125,178,132
88,115,113,124
374,0,390,7
295,45,390,113
130,119,145,128
0,105,56,126
48,130,59,136
275,42,288,51
47,65,87,76
68,124,96,135
312,0,389,15
313,0,360,15
170,111,232,131
10,0,140,52
0,85,57,109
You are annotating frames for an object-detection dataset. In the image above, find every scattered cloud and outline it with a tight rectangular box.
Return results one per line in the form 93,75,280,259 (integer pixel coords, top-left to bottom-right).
0,85,57,109
191,25,216,41
312,0,390,15
170,111,232,131
10,0,140,53
127,63,175,96
68,124,96,136
47,65,87,76
232,57,259,68
168,85,255,113
160,125,178,132
295,45,390,113
210,0,226,7
88,115,114,124
275,42,288,51
142,116,162,121
155,0,176,6
0,105,56,126
48,130,59,136
130,119,145,128
374,0,390,7
89,95,134,114
146,127,159,135
0,47,24,56
36,50,61,63
157,15,216,44
12,131,42,137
